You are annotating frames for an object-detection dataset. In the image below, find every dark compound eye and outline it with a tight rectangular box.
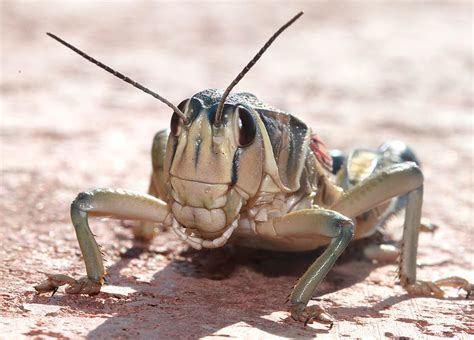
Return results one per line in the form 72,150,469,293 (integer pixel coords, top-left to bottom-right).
170,99,190,137
234,106,256,147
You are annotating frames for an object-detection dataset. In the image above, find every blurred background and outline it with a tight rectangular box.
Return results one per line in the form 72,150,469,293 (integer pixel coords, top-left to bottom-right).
1,1,472,338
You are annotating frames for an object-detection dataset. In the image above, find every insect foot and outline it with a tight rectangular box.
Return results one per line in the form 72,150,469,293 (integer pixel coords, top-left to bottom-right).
462,283,474,299
405,276,474,299
289,303,335,328
35,274,102,296
64,276,102,295
405,280,445,298
34,274,78,295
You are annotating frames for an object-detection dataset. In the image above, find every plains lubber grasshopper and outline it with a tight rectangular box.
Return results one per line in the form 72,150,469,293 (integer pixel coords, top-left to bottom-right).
36,12,473,327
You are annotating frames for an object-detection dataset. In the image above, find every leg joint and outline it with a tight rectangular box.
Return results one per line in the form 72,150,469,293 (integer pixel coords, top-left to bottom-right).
406,162,423,181
71,191,94,212
392,162,424,188
340,220,355,239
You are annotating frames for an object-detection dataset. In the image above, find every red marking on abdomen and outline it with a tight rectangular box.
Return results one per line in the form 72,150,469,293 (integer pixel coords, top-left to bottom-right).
309,131,333,172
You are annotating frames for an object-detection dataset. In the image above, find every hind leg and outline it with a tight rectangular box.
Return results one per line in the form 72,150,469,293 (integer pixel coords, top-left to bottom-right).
331,161,473,298
348,144,434,262
337,141,437,239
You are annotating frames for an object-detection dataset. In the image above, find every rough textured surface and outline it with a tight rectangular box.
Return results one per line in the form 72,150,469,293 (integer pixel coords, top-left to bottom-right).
1,1,473,338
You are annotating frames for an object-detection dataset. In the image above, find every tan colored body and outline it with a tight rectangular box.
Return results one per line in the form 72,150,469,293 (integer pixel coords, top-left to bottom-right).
36,28,473,327
35,91,473,327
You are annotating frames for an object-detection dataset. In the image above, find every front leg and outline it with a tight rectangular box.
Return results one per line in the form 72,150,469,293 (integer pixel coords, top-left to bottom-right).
35,188,171,295
260,208,354,326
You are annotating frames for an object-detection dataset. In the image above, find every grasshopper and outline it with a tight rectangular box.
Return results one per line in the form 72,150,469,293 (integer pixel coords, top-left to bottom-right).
36,12,472,326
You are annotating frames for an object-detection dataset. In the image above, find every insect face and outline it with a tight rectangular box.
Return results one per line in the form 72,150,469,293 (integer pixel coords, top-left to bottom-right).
45,12,303,244
164,90,264,238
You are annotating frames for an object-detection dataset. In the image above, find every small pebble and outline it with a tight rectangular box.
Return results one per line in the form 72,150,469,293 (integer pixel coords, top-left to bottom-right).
21,303,61,317
101,285,136,298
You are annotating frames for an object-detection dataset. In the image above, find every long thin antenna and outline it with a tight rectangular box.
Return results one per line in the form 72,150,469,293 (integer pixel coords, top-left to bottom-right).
46,32,188,124
214,11,303,126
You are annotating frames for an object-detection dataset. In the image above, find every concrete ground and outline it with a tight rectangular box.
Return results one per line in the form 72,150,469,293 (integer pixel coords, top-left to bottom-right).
1,1,472,338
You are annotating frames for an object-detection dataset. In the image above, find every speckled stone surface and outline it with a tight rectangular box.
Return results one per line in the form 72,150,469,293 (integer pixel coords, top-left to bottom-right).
1,1,472,338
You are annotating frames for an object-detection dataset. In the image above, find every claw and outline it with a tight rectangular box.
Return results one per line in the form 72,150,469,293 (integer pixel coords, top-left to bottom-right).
64,277,102,295
461,284,472,299
35,274,102,296
34,274,77,294
463,283,473,299
304,315,332,328
406,277,474,299
434,276,473,299
289,303,335,327
405,280,444,298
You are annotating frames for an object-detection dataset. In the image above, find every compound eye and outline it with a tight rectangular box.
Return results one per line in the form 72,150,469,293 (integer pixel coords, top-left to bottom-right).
234,106,256,147
171,99,190,137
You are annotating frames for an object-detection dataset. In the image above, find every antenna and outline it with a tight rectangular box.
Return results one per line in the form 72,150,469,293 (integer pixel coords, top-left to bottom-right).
214,11,303,126
46,32,188,124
